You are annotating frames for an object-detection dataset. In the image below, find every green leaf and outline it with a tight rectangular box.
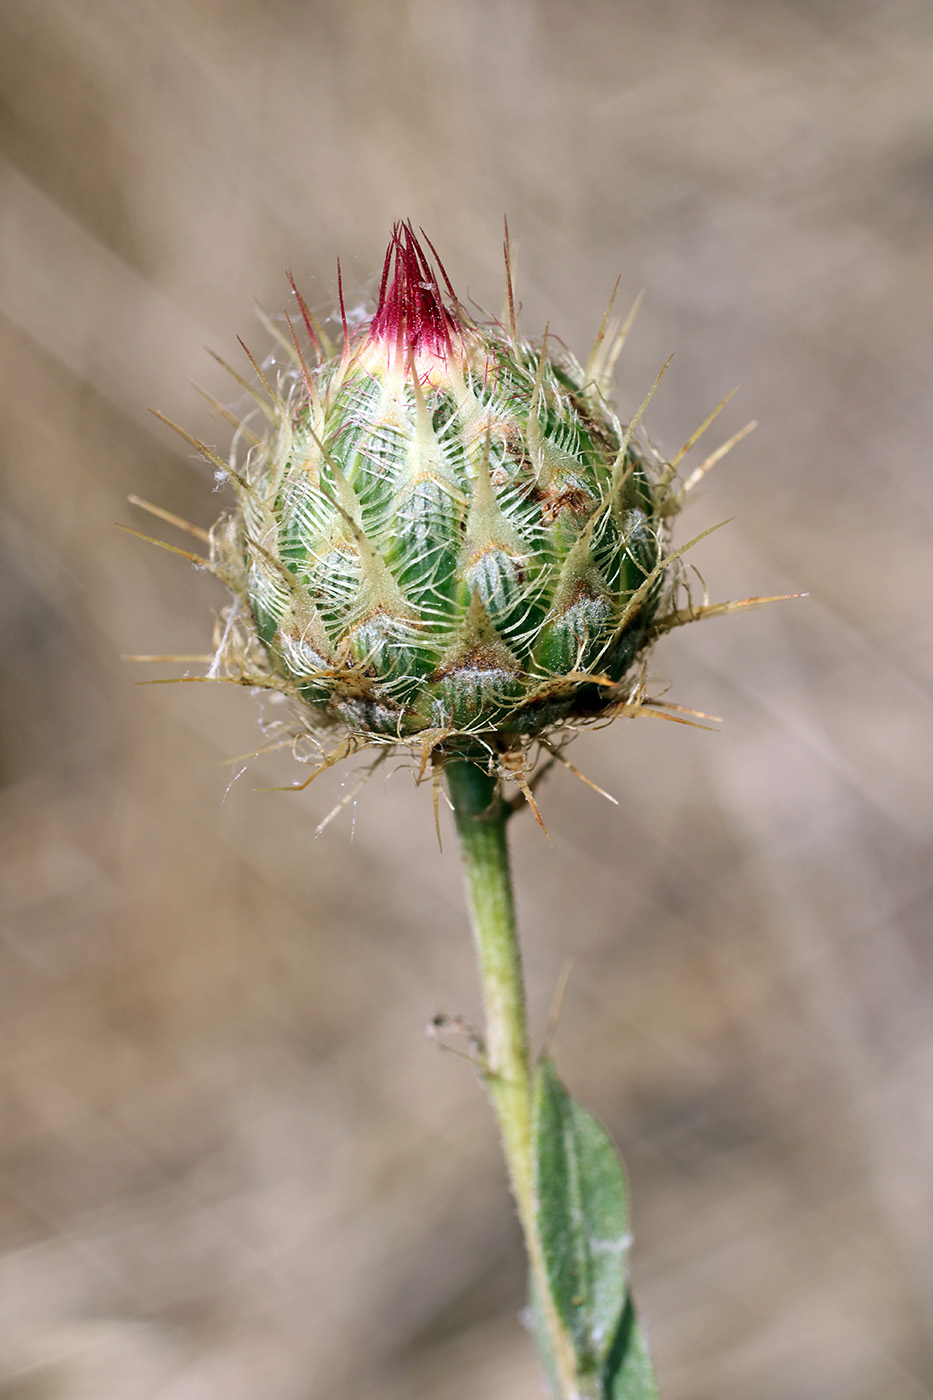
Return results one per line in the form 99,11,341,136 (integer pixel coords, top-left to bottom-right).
602,1300,659,1400
532,1058,631,1374
531,1060,660,1398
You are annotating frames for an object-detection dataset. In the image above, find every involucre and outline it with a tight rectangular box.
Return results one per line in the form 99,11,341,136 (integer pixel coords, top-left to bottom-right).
201,224,698,774
143,225,772,789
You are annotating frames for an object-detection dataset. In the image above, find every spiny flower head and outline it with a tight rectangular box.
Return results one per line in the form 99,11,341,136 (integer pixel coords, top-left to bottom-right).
145,224,772,793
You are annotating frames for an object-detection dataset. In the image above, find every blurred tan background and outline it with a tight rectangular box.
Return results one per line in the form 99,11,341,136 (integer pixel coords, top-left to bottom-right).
1,2,932,1397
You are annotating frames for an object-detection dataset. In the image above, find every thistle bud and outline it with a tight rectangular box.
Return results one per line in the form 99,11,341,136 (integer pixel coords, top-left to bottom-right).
203,224,698,777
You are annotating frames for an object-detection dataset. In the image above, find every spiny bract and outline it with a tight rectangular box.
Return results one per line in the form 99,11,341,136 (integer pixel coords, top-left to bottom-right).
169,224,758,782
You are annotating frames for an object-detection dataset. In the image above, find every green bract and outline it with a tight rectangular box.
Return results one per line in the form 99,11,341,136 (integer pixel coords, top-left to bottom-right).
207,224,688,768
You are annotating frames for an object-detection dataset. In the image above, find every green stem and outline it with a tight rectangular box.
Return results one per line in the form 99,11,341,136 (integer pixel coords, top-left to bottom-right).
446,758,582,1399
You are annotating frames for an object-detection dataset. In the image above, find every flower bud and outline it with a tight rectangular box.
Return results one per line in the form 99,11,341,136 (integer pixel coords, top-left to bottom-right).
205,224,694,772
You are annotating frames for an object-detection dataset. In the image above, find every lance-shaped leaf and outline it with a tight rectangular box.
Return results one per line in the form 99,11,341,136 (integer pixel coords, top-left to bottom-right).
602,1299,659,1399
531,1060,660,1397
532,1058,632,1375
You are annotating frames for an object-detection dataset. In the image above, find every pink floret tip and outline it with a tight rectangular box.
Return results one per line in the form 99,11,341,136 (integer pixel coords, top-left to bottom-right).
368,221,462,361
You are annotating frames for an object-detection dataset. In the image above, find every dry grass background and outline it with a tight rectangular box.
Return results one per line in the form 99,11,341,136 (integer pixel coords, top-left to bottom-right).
1,1,932,1396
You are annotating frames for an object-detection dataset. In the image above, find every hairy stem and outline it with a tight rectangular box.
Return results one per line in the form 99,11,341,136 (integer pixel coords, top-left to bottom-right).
446,759,583,1398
